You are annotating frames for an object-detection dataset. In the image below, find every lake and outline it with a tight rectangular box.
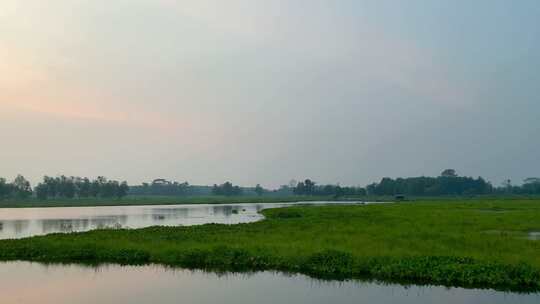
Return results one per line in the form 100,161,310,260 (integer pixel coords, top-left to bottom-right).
1,201,538,303
0,262,537,304
0,201,365,239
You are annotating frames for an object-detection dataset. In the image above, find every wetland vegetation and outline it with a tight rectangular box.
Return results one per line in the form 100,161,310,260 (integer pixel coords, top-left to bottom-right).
0,199,539,291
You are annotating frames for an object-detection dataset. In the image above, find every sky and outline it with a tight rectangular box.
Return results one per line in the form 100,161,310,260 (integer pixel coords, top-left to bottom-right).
1,0,539,188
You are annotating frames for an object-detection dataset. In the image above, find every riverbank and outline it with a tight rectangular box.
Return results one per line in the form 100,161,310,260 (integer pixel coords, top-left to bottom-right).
0,195,348,208
0,199,539,291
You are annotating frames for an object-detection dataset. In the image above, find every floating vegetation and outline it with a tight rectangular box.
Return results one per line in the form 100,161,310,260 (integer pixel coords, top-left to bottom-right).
0,200,539,291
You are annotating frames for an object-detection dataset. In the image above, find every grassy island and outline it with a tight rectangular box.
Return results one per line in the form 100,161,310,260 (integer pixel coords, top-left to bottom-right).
0,199,539,291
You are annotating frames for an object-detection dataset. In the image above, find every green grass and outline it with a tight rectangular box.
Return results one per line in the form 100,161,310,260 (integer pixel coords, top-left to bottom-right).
0,199,539,291
0,195,339,208
5,194,533,209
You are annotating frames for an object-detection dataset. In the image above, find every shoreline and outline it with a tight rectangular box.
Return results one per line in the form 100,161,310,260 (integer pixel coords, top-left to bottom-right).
0,200,538,291
0,196,355,209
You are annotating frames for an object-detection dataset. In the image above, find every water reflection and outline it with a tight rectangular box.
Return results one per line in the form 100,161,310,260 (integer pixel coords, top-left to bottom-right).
0,262,537,304
0,202,359,239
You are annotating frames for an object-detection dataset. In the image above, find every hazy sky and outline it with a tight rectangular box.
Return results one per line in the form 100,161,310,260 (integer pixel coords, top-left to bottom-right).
1,0,539,188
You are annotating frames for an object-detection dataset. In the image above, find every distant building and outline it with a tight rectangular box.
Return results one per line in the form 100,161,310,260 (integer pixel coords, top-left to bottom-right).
394,194,406,201
152,179,172,186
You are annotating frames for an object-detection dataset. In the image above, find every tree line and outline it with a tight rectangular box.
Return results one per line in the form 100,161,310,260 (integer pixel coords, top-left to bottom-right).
2,170,540,201
212,182,243,196
291,170,540,197
0,175,33,200
495,178,540,195
131,179,266,197
35,176,129,200
365,176,492,196
0,175,129,201
130,179,193,196
292,179,366,197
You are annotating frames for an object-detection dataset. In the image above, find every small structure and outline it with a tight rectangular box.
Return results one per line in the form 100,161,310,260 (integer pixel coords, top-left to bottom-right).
152,179,172,186
394,194,406,201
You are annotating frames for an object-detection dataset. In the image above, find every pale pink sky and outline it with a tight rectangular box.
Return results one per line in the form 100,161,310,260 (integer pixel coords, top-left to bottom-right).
1,0,539,187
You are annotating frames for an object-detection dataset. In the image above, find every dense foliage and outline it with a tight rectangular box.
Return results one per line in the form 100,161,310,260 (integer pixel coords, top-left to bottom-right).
212,182,243,196
2,169,540,202
130,179,268,197
293,179,366,197
1,200,539,291
129,179,208,196
292,170,540,197
365,176,493,196
34,176,129,200
0,175,32,200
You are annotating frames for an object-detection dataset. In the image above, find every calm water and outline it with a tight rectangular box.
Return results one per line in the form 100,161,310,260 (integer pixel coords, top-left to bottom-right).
0,262,537,304
0,201,363,239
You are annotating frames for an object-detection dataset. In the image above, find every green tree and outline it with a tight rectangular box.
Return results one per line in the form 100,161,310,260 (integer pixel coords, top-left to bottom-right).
441,169,458,177
0,178,10,200
35,183,49,200
117,181,129,198
13,175,32,199
254,184,264,196
212,182,242,196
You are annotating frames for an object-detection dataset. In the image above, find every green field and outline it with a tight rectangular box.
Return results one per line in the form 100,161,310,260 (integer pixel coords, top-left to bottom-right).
0,199,539,291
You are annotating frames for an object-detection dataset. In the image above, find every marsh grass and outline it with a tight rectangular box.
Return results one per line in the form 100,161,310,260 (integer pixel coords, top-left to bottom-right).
0,199,539,291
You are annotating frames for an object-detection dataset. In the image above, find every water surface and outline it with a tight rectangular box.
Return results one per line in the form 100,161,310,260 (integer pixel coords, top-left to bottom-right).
0,262,537,304
0,201,362,239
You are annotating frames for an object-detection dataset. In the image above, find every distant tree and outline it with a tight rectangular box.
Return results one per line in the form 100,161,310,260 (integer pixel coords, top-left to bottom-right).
77,178,92,198
254,184,264,196
441,169,458,177
129,179,191,196
117,181,129,198
100,179,117,198
212,182,242,196
293,181,306,195
293,180,364,197
293,179,316,195
35,183,49,200
42,176,57,198
59,176,76,199
503,179,512,194
522,178,540,194
366,183,378,196
273,184,294,196
222,182,233,196
90,179,101,197
34,175,129,200
366,175,493,196
304,179,315,195
211,184,220,195
12,175,32,199
0,178,10,200
288,179,298,189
